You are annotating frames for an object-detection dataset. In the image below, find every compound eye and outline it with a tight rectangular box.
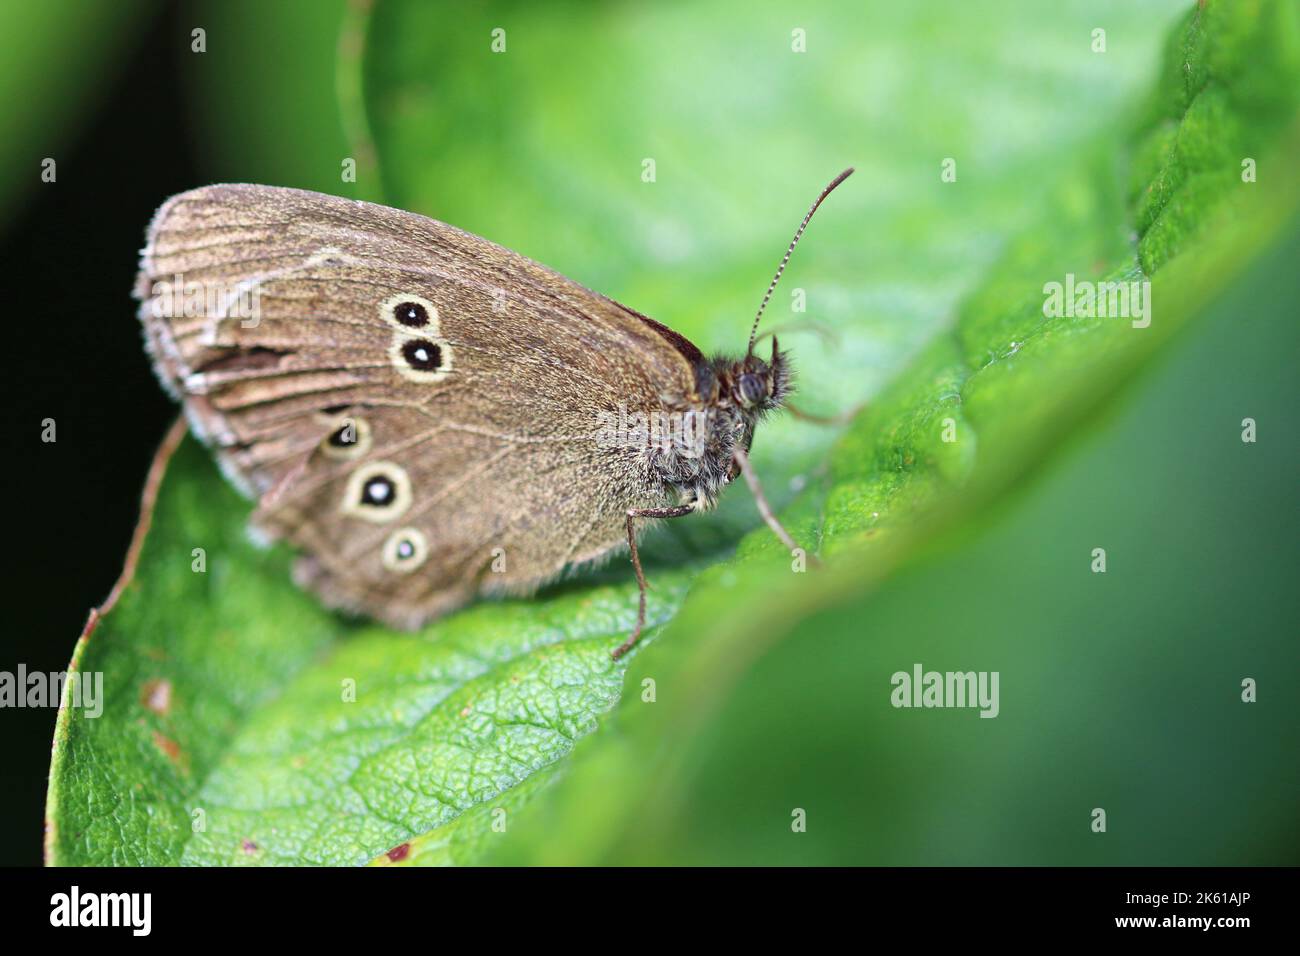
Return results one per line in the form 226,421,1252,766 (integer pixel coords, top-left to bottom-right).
737,373,767,407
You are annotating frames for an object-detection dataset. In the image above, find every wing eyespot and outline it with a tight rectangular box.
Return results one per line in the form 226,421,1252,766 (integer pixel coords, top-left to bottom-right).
402,339,443,371
320,416,372,460
382,527,429,573
380,293,439,333
389,333,454,383
341,461,412,523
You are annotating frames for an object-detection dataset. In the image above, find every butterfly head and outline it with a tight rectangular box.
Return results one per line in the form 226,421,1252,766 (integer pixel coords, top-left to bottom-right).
667,341,790,510
726,337,790,414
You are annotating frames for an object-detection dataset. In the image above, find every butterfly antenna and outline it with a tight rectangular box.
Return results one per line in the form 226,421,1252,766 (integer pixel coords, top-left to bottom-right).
747,167,855,357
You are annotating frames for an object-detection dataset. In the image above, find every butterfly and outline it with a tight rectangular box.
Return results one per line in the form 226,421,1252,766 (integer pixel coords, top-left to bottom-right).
136,169,853,657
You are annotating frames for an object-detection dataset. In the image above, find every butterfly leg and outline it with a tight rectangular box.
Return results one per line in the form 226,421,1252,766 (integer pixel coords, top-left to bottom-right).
612,504,695,660
732,445,821,567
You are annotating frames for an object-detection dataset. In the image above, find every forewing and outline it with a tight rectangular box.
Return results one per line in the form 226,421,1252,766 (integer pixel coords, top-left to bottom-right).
136,184,695,627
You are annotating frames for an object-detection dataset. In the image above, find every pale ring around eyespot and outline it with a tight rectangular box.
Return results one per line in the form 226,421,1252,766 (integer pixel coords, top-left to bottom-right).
379,293,440,335
382,527,429,574
340,460,412,523
319,415,372,461
389,331,454,383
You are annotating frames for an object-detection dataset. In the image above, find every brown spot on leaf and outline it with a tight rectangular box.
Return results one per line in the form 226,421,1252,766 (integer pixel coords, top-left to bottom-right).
140,678,172,716
386,842,411,862
152,731,189,773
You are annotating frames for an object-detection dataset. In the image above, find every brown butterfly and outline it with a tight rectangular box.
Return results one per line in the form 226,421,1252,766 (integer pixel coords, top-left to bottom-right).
136,169,853,657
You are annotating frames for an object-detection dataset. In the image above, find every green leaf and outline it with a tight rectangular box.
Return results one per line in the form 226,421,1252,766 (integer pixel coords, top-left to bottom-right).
481,2,1300,865
494,214,1300,864
48,0,1299,865
366,764,562,867
46,429,694,865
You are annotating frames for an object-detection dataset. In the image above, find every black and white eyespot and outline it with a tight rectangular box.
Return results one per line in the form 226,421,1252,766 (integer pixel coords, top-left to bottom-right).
320,416,372,461
389,333,454,383
380,293,440,333
341,461,412,523
403,338,442,370
382,527,429,573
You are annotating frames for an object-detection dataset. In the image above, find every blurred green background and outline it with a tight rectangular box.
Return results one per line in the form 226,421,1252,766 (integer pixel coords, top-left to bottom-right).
8,0,1296,866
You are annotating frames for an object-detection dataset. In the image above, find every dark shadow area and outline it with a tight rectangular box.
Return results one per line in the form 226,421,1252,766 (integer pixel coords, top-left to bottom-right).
2,5,194,866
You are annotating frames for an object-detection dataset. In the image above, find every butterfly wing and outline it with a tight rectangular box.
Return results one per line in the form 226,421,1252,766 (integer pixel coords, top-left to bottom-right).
137,184,700,628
